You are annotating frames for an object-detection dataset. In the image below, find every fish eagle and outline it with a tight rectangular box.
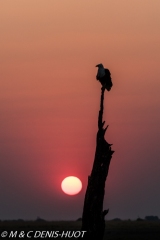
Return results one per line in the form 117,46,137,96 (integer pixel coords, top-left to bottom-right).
96,63,113,91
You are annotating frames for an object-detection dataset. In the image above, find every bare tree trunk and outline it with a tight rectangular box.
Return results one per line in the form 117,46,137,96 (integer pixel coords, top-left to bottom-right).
81,87,114,240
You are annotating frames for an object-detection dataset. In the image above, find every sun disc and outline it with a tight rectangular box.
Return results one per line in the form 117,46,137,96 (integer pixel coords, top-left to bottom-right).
61,176,82,195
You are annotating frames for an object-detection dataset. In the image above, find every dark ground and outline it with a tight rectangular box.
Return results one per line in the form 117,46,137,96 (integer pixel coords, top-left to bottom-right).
0,220,160,240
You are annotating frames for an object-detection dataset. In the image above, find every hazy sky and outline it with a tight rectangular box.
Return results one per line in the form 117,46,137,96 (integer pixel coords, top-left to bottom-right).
1,0,160,220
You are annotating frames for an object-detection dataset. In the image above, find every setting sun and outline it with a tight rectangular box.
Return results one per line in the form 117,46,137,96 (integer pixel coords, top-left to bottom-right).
61,176,82,195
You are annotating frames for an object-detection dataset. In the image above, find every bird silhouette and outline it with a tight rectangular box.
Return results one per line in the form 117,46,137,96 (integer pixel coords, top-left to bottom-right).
96,63,113,91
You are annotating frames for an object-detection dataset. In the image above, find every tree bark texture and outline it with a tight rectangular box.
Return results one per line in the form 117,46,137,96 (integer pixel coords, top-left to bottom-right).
81,87,114,240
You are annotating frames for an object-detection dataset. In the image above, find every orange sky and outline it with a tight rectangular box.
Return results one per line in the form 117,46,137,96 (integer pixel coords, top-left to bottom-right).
1,0,160,220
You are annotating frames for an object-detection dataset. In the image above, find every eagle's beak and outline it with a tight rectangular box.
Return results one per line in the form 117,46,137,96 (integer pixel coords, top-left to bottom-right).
95,64,99,67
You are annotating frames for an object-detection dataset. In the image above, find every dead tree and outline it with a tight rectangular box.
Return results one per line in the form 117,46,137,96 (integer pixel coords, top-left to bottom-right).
81,86,114,240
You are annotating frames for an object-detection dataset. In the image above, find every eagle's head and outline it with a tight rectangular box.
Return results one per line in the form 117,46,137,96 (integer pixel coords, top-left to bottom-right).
95,63,104,68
